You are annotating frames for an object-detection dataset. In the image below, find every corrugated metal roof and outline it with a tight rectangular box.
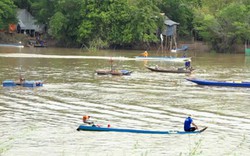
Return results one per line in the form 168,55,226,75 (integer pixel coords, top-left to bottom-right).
164,19,179,26
17,9,44,32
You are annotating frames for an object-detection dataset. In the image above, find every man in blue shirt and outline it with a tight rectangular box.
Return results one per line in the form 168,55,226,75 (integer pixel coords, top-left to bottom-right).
185,61,191,70
184,115,198,132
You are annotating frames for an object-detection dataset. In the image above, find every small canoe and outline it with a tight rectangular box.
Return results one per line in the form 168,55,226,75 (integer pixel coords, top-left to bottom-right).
95,69,111,75
135,56,191,62
145,66,194,73
96,69,132,76
34,44,47,48
76,125,207,134
186,78,250,87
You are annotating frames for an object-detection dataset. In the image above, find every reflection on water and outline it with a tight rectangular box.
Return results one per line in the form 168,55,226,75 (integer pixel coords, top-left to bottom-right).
0,47,250,156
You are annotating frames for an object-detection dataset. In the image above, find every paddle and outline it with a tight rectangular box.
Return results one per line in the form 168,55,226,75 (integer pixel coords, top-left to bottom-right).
199,127,208,133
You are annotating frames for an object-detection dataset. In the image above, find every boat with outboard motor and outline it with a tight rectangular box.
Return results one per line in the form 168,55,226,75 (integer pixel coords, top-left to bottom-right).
95,69,132,76
135,56,191,62
76,125,207,134
186,78,250,87
145,65,194,74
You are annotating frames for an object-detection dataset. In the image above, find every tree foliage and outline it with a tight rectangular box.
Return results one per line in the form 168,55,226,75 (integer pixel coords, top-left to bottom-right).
49,0,83,47
0,0,17,30
192,0,250,52
77,0,163,49
30,0,57,25
1,0,249,52
158,0,194,36
13,0,32,11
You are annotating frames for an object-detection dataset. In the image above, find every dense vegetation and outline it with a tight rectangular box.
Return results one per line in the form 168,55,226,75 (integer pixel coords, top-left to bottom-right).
0,0,249,52
0,0,17,29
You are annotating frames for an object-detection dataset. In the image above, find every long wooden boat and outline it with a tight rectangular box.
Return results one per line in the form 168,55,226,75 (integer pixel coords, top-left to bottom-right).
77,125,207,134
135,56,191,62
96,69,132,76
145,66,194,73
95,69,111,75
186,78,250,87
33,44,47,48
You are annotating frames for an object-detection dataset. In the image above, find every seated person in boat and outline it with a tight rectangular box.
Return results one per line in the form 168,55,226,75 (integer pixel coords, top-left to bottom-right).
83,115,94,125
184,114,198,132
184,61,191,70
140,51,148,57
16,76,25,85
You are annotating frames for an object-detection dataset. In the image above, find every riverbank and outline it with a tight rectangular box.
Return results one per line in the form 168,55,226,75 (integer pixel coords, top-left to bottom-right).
0,32,57,47
0,32,28,45
0,32,208,51
0,32,245,53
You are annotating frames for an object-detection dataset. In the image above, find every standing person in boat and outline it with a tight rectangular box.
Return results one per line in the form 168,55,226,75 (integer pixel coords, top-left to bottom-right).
184,114,198,132
140,51,148,57
83,115,94,125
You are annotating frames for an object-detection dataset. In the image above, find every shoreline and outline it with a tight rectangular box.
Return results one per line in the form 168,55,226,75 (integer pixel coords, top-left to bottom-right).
0,32,245,53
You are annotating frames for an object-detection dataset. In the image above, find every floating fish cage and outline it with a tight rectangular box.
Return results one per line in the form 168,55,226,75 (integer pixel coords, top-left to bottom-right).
2,80,16,87
2,80,43,87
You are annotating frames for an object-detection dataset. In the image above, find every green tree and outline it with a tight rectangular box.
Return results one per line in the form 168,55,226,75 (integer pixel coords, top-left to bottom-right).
49,0,83,47
0,0,17,30
30,0,57,25
193,1,250,52
13,0,32,12
158,0,194,36
78,0,162,49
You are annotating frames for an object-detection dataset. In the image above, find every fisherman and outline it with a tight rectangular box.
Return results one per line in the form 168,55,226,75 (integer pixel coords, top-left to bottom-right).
185,60,191,70
140,51,148,57
19,76,25,84
82,115,94,125
184,114,198,132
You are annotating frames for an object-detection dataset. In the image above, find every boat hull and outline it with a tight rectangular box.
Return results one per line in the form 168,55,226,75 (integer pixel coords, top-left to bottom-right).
95,70,111,75
77,125,204,134
96,70,132,76
135,56,191,62
145,66,193,73
186,78,250,87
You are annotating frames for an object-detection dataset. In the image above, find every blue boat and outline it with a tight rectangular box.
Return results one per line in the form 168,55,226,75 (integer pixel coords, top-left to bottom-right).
186,78,250,87
77,125,206,134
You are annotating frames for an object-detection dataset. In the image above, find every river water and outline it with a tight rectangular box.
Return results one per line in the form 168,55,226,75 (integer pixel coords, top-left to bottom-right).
0,47,249,156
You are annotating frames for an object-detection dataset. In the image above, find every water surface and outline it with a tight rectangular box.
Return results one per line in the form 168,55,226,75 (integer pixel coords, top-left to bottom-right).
0,47,249,156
